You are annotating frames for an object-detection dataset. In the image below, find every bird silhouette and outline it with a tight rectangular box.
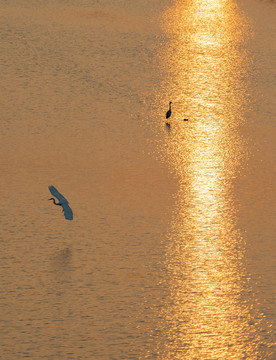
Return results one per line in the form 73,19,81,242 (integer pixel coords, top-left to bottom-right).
48,185,73,220
166,101,172,119
165,101,172,129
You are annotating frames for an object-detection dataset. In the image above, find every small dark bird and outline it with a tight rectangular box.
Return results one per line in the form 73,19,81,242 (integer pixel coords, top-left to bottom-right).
48,185,73,220
166,101,172,119
183,119,188,121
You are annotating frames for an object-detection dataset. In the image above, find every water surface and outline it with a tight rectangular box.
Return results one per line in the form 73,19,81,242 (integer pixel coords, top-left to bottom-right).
0,0,275,359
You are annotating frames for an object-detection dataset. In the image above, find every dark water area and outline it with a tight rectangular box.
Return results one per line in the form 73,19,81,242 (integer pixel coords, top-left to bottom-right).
0,0,275,358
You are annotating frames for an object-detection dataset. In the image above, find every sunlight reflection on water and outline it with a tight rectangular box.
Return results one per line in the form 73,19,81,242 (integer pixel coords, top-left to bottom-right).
154,0,273,358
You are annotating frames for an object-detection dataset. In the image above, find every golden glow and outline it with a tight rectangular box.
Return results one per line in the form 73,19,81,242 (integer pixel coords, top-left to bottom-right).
156,1,267,359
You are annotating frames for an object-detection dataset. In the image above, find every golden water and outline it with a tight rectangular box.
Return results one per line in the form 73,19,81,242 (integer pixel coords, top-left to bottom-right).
1,0,275,359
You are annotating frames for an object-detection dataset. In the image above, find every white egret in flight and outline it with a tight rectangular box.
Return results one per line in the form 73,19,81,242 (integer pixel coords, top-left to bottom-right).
48,185,73,220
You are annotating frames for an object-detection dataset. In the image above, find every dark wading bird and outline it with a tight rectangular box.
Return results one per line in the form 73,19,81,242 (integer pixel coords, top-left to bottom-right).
166,101,172,128
48,185,73,220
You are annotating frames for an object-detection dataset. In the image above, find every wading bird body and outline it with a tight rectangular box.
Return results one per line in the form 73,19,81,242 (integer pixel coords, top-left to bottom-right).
166,101,172,129
166,101,172,119
48,185,73,220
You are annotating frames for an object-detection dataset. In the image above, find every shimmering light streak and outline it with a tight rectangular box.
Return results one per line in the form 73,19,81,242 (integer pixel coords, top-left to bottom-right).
155,1,268,359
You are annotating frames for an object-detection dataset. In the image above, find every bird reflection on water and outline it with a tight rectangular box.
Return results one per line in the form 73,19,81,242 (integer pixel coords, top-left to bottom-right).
53,247,72,266
165,122,171,130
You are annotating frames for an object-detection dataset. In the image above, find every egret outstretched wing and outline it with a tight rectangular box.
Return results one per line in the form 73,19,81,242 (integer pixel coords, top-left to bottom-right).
62,202,73,220
48,185,74,221
48,185,68,204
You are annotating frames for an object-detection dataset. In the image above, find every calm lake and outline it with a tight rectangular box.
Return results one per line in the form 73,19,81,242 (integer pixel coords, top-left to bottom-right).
1,0,275,358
